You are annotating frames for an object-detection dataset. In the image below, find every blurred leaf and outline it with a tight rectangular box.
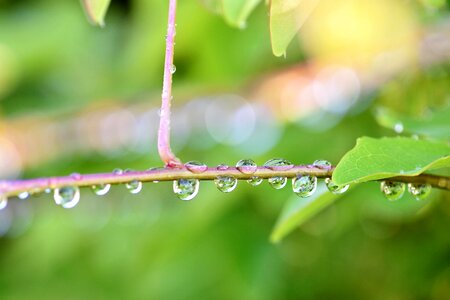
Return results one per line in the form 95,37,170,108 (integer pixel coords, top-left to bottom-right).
200,0,223,14
333,137,450,185
270,182,348,243
375,106,450,140
80,0,111,27
221,0,262,28
270,0,319,57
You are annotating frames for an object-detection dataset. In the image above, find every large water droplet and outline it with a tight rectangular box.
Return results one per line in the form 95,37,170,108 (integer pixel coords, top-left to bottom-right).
268,177,287,189
292,175,317,197
217,164,229,171
313,160,332,169
325,178,349,194
214,176,237,193
236,159,257,174
264,158,293,171
54,186,80,209
394,122,404,133
0,195,7,210
247,176,263,186
173,179,199,201
185,161,208,173
126,180,143,194
380,181,405,201
92,184,111,196
408,183,431,201
170,64,176,74
18,192,29,200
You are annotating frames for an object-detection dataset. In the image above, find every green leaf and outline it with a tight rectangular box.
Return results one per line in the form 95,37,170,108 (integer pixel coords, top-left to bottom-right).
270,182,348,243
80,0,111,27
270,0,319,57
375,106,450,140
221,0,262,28
333,137,450,186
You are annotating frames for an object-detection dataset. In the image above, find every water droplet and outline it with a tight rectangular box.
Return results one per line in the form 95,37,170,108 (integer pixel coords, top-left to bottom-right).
325,178,349,194
0,195,7,210
313,160,332,169
45,188,52,194
268,177,287,189
292,175,317,197
263,158,293,171
113,168,123,175
236,159,257,174
92,184,111,196
408,183,431,201
18,192,29,200
380,181,405,201
394,122,404,133
217,164,229,171
70,173,82,180
126,180,142,194
173,179,199,201
247,177,263,186
170,64,176,74
54,186,80,209
214,176,237,193
185,161,208,173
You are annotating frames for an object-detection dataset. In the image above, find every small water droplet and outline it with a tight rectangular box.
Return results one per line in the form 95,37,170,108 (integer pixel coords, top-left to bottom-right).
325,178,349,194
70,173,82,180
126,180,143,194
268,177,287,189
170,64,176,74
113,168,123,175
45,188,52,194
214,176,237,193
313,160,332,169
263,158,293,171
247,177,263,186
292,175,317,197
408,183,431,201
236,159,257,174
0,195,7,210
380,181,405,201
54,186,80,209
92,184,111,196
18,192,29,200
185,161,208,173
173,179,199,201
394,122,404,133
217,164,229,171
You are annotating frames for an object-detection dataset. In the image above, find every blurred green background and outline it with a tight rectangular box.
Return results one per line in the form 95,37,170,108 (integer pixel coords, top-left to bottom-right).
0,0,449,299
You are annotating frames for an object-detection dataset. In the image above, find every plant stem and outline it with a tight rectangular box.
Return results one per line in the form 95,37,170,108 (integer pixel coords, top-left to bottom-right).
158,0,182,168
1,166,448,198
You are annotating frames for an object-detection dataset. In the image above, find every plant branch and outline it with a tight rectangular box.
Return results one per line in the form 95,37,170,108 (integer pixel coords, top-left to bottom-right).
1,166,448,198
158,0,182,168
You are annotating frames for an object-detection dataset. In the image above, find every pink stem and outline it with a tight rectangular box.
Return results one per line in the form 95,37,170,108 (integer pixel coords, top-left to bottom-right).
158,0,182,168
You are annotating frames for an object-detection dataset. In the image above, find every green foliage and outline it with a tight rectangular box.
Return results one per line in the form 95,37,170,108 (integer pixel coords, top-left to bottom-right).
221,0,263,28
333,137,450,185
80,0,111,26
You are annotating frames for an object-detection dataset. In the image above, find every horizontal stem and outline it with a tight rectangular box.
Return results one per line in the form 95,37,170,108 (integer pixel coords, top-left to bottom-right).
0,166,448,197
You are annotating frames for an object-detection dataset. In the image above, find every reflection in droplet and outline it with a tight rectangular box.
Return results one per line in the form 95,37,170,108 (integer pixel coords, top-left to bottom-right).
214,176,237,193
54,186,80,209
126,180,143,194
92,184,111,196
380,181,405,201
217,164,229,171
113,168,124,175
0,196,7,210
292,175,317,197
185,161,208,174
170,64,176,74
173,179,199,201
325,178,349,194
408,183,431,201
268,177,287,189
247,176,263,186
236,159,257,174
264,158,293,171
18,192,29,200
313,160,332,169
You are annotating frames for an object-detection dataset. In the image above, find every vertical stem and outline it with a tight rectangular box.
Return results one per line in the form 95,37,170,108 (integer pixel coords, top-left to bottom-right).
158,0,182,168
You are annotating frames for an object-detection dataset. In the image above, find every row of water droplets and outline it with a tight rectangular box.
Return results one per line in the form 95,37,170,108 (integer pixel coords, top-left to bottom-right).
380,181,431,201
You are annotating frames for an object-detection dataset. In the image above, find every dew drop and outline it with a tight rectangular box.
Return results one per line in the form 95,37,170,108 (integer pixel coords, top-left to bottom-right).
0,195,7,210
92,184,111,196
173,179,199,201
214,176,237,193
185,161,208,174
394,122,404,133
54,186,80,209
126,180,143,194
408,183,431,201
380,181,405,201
217,164,229,171
45,188,52,194
263,158,293,171
70,173,82,180
236,159,257,174
170,64,176,74
268,177,287,189
325,178,349,194
313,160,332,169
247,176,263,186
292,175,317,197
113,168,124,175
18,192,29,200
